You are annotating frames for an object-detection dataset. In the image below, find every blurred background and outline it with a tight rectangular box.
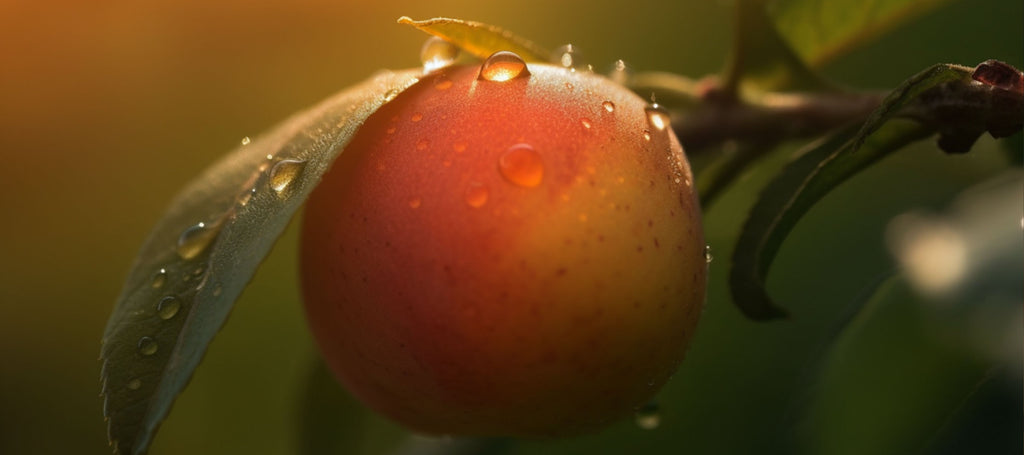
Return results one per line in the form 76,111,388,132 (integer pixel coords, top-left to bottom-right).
0,0,1020,454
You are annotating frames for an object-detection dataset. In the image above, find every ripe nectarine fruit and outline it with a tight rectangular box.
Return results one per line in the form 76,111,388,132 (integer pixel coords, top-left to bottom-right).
300,55,705,437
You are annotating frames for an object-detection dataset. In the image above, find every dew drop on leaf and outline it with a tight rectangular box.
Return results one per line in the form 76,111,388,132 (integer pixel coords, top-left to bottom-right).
269,159,306,196
498,144,544,188
479,51,529,82
176,221,221,261
151,269,167,289
137,337,158,356
156,296,181,320
126,379,142,391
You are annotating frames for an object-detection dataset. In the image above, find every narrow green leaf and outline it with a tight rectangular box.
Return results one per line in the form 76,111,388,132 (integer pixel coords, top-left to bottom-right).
100,69,421,454
768,0,953,67
724,0,834,94
728,61,1022,319
397,17,550,63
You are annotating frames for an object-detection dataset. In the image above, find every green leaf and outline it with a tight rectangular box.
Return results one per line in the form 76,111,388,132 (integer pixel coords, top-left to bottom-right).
728,61,1022,319
768,0,954,67
397,17,550,63
99,69,421,455
724,0,834,93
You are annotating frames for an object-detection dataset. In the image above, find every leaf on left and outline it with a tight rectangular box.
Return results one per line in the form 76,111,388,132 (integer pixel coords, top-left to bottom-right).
100,69,421,454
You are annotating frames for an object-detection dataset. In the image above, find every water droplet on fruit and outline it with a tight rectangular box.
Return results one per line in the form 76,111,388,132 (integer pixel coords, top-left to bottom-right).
151,269,167,289
645,104,670,131
156,296,181,320
126,379,142,390
452,142,467,153
580,118,592,129
420,36,459,74
464,182,489,208
411,113,423,122
176,221,221,260
602,101,615,112
642,130,652,141
409,197,422,209
269,159,306,195
137,337,158,356
552,44,584,70
609,59,630,84
704,245,713,264
498,144,544,188
416,139,430,151
434,77,453,90
634,403,661,430
240,136,251,146
479,51,529,82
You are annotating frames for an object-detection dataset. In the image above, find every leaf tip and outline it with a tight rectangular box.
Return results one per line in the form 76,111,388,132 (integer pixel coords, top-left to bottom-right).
396,16,414,25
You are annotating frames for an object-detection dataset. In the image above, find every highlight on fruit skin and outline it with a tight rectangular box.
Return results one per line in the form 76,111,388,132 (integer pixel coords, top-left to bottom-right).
300,51,707,437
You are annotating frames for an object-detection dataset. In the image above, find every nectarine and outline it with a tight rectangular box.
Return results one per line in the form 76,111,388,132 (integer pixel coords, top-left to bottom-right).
300,54,705,437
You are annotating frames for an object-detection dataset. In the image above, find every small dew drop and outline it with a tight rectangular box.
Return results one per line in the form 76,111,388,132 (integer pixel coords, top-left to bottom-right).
138,337,158,356
126,379,142,391
420,37,460,74
386,126,397,134
552,44,584,69
464,182,489,208
156,296,181,320
212,284,223,297
452,142,467,153
479,51,529,82
382,88,400,103
645,104,670,131
416,139,430,151
704,245,714,264
176,221,221,260
237,187,255,207
602,101,616,113
411,113,423,122
409,197,422,209
609,59,630,85
434,78,453,90
498,144,544,188
269,159,306,195
240,136,251,146
634,403,661,430
151,269,167,289
642,130,652,141
580,118,592,129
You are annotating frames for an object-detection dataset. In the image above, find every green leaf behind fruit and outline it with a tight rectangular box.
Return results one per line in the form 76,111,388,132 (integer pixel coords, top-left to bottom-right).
768,0,954,67
398,17,550,63
99,69,421,455
728,62,1023,319
724,0,835,94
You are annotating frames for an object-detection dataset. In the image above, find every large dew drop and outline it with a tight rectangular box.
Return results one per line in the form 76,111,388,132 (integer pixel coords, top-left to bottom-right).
498,144,544,188
479,51,529,82
269,159,306,196
176,221,221,260
420,37,460,74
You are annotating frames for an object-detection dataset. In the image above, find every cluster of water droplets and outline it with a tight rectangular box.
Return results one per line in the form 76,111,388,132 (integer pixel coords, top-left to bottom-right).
125,137,313,377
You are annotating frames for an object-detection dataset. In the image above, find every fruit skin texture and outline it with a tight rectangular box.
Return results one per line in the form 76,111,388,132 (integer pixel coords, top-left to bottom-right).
300,63,705,437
